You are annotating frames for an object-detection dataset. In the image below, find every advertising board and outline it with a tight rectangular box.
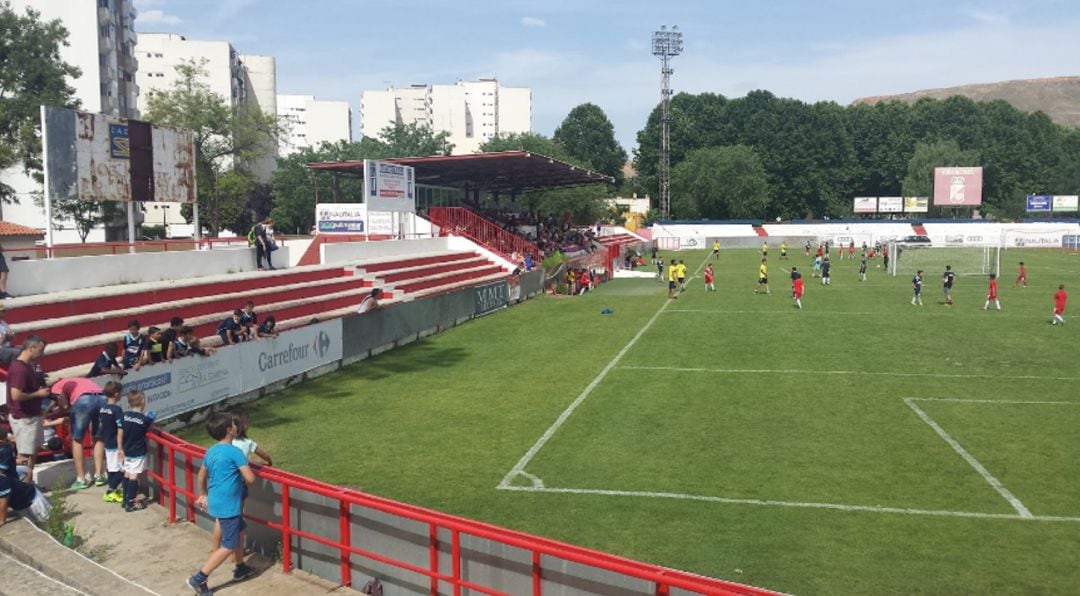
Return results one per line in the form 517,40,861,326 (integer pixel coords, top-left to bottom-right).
240,319,343,390
1026,195,1052,212
877,197,902,213
1052,195,1079,212
933,167,983,206
364,160,416,213
903,197,929,213
853,197,877,213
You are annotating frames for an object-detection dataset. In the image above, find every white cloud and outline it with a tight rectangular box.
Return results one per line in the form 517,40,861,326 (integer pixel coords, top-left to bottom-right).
138,9,182,25
521,16,546,27
962,8,1010,26
133,0,164,8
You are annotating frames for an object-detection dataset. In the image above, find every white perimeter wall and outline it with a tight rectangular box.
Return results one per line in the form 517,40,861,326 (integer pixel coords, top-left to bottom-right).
321,237,450,264
9,246,289,296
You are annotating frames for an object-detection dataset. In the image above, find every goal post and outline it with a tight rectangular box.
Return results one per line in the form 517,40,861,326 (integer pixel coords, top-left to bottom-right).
890,242,1000,278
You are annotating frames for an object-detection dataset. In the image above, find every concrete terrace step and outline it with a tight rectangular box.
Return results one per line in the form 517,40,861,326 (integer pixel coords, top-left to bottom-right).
352,250,481,273
26,275,371,346
41,285,394,374
405,271,510,300
393,265,506,294
4,264,351,325
370,256,492,284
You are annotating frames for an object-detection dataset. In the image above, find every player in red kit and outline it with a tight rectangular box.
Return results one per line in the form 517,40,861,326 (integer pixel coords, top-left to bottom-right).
792,270,805,309
1052,284,1067,325
982,273,1001,311
704,264,715,292
1015,262,1027,288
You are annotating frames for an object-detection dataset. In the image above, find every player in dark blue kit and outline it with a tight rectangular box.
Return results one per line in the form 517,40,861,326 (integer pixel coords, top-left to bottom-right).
122,319,148,370
911,270,924,306
96,381,125,503
217,310,245,345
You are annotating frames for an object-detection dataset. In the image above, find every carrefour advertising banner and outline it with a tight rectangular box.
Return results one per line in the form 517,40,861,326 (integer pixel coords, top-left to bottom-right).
95,319,344,420
1026,195,1052,212
933,167,983,206
364,160,416,213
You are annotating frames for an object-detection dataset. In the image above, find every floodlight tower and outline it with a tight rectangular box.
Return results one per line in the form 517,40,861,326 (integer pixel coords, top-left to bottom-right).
652,25,682,219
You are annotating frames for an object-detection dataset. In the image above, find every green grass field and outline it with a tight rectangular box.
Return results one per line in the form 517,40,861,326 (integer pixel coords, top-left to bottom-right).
180,247,1080,595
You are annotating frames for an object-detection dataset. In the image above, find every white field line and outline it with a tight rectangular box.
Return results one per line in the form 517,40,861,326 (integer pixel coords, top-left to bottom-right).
497,485,1080,523
665,309,1050,317
620,365,1080,383
498,255,712,489
904,398,1033,518
0,552,92,595
912,397,1080,405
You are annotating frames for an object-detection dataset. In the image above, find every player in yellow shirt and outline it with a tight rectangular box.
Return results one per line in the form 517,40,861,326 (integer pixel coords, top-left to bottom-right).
712,240,720,260
762,242,769,257
754,257,771,295
780,241,788,260
676,260,688,292
667,261,678,299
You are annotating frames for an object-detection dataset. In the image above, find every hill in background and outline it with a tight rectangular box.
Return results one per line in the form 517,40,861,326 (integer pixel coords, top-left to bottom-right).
852,76,1080,128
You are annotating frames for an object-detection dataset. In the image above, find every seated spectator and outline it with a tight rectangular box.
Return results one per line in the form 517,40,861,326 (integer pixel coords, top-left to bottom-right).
357,288,382,314
524,253,534,272
122,319,148,371
217,310,245,346
88,343,124,378
162,317,184,361
256,316,278,339
144,326,166,365
240,301,259,340
173,326,214,358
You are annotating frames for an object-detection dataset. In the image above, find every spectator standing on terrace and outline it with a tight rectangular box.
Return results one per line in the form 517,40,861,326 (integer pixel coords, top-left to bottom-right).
88,342,125,378
218,310,246,345
358,288,383,314
51,377,108,489
162,317,185,361
0,243,10,298
0,303,18,363
187,412,256,595
117,390,152,512
253,217,275,271
6,336,49,482
122,320,148,371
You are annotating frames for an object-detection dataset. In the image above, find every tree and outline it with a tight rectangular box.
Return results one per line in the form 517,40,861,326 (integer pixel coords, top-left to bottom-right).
0,1,80,202
670,146,770,219
143,59,280,235
51,200,103,242
378,122,454,157
553,103,627,186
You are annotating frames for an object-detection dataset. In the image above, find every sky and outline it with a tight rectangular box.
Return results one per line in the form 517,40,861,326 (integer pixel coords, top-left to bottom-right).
133,0,1080,153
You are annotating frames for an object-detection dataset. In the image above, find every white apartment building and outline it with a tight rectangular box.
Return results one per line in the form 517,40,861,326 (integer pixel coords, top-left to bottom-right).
1,0,139,244
360,79,532,155
136,34,278,181
277,95,353,156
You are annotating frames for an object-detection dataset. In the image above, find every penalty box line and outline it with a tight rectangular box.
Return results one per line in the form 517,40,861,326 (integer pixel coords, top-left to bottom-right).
497,254,713,490
498,485,1080,524
620,365,1080,383
903,398,1032,518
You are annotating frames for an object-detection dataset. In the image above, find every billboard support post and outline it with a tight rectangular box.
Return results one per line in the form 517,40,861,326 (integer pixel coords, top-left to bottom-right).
193,201,201,245
40,105,55,253
127,202,136,253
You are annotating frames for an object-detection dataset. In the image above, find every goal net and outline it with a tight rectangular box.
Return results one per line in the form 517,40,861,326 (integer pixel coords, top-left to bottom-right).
889,243,1000,278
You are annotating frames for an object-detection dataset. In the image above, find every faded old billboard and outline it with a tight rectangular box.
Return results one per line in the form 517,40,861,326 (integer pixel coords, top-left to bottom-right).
43,106,196,203
933,167,983,206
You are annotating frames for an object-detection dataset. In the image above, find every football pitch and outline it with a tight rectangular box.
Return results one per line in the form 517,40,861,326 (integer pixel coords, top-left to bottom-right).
180,248,1080,595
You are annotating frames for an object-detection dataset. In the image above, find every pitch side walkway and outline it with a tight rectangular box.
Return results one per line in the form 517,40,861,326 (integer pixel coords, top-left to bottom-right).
0,488,348,596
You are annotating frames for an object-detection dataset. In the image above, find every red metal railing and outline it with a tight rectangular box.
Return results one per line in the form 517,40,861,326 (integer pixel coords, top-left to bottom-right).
428,207,539,261
147,429,776,596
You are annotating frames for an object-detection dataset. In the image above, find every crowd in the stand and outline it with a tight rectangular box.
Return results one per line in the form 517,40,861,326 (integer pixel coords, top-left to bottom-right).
476,208,600,258
0,298,285,526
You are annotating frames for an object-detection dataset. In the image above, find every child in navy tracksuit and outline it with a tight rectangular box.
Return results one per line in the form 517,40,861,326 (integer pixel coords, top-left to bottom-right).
95,381,125,503
116,390,153,512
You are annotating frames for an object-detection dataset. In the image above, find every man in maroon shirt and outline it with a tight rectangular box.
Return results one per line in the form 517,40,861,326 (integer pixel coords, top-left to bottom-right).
6,336,49,481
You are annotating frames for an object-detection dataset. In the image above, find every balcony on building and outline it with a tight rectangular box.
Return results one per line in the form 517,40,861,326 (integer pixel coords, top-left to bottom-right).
99,34,115,54
98,6,112,25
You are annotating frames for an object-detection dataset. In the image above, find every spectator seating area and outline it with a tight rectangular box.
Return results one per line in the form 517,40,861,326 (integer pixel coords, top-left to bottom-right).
5,249,508,379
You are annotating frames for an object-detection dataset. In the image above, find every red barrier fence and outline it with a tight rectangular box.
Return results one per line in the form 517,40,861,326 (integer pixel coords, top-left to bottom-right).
428,207,539,262
147,429,776,596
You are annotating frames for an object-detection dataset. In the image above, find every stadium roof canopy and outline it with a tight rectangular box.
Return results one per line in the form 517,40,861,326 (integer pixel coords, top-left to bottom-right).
307,151,613,194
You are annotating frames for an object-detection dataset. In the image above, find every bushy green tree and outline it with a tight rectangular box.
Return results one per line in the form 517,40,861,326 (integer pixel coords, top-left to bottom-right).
671,146,769,219
0,1,80,202
554,103,627,186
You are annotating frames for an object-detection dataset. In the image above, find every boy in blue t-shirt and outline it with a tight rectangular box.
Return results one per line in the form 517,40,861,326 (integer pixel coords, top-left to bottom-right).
116,390,152,512
217,309,245,345
122,319,148,370
95,381,125,503
187,412,256,595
